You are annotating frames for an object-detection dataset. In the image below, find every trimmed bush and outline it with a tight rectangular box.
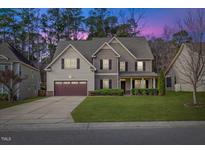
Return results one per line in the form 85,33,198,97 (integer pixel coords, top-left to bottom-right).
0,93,8,101
158,70,166,96
89,89,124,96
38,90,46,96
131,88,158,96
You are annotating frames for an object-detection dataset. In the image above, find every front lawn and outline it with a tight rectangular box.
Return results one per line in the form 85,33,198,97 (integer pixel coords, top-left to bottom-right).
0,97,45,110
72,92,205,122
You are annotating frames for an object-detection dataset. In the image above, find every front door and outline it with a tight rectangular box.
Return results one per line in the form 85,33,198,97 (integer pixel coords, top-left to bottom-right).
121,81,126,93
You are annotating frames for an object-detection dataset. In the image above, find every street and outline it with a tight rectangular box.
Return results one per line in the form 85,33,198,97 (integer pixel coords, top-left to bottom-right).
0,126,205,145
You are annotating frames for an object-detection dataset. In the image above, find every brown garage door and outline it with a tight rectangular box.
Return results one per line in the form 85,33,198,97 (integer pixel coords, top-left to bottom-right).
54,81,87,96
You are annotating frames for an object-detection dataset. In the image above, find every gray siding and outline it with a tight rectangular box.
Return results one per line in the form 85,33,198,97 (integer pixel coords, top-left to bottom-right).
110,41,153,72
93,47,118,73
19,63,40,99
46,46,95,94
0,62,40,100
110,42,136,72
95,75,119,89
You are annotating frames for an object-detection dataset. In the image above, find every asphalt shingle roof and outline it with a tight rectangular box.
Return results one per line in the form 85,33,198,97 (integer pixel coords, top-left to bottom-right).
53,37,154,63
0,43,36,68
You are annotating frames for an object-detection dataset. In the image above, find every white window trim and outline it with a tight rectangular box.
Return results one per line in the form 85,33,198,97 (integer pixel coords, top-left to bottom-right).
137,61,143,71
103,79,109,89
102,59,109,70
120,61,126,72
65,58,77,69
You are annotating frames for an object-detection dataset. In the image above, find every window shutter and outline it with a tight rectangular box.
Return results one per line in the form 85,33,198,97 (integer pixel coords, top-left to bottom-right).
109,59,112,70
109,79,112,89
100,80,103,89
125,62,128,71
135,62,138,71
77,58,80,69
143,62,146,71
100,59,103,69
61,58,64,69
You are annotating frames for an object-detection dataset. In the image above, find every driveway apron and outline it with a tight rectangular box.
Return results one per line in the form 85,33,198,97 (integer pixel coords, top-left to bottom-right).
0,96,85,125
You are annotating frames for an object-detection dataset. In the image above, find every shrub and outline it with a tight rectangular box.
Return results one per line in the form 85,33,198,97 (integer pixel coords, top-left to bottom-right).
131,88,158,96
38,90,46,96
158,70,166,96
0,93,8,101
141,89,147,95
89,89,124,96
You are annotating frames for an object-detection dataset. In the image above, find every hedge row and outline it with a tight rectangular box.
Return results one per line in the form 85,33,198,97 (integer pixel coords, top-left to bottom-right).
0,93,8,101
89,89,124,96
131,88,158,96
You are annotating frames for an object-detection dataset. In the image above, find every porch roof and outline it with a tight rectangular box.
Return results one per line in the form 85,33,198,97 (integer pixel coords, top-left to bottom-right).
120,72,158,77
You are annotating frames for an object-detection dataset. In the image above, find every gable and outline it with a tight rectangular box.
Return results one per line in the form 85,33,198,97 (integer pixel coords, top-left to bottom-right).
165,44,185,75
108,37,137,59
92,42,120,58
45,44,96,70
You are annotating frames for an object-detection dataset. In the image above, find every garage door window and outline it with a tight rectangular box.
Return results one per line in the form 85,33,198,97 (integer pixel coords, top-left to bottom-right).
79,81,86,84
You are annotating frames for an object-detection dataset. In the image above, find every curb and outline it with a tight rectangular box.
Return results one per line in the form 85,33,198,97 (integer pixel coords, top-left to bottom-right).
1,121,205,131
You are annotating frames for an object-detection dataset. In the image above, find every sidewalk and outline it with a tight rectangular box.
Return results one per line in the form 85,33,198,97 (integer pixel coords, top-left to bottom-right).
1,121,205,131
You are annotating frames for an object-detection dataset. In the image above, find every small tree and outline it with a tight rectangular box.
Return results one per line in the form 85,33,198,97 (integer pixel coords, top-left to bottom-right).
175,9,205,105
0,70,26,102
158,70,166,96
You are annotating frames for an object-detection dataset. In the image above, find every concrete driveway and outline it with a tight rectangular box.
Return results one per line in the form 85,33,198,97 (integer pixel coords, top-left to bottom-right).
0,96,85,125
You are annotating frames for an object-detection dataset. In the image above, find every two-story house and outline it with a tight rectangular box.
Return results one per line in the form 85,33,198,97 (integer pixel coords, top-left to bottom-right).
0,43,40,100
45,37,158,96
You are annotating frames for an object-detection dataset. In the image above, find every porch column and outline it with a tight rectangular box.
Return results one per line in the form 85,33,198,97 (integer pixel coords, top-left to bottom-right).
153,78,156,88
141,78,145,88
130,78,133,90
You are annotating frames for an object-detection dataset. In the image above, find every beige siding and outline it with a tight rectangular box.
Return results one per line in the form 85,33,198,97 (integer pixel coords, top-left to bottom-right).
46,46,95,94
167,45,205,92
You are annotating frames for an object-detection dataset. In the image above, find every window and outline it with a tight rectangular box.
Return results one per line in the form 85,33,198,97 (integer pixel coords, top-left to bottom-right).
65,58,77,69
166,77,172,88
103,79,109,88
19,65,21,76
0,64,4,71
137,61,143,71
5,65,8,70
120,61,126,71
134,80,141,88
103,59,109,70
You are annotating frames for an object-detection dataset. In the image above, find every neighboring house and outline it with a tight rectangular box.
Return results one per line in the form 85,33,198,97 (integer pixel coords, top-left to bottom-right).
45,37,158,96
0,43,40,100
165,44,205,92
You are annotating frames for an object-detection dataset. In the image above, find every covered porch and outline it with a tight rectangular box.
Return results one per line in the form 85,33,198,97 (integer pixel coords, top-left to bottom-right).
119,72,158,94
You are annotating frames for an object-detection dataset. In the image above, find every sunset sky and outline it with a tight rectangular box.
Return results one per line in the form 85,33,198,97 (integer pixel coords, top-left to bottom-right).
82,8,189,37
40,8,190,38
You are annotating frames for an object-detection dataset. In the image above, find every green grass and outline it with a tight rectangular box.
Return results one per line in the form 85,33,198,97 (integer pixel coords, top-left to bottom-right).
0,97,46,110
72,92,205,122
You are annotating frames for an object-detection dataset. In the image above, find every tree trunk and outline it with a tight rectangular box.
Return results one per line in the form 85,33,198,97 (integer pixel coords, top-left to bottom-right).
193,86,197,105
